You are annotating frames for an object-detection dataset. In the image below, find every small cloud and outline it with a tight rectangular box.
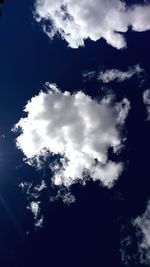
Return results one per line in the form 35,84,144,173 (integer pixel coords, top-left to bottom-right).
19,180,46,199
83,70,96,81
35,216,44,228
121,201,150,266
134,201,150,265
34,180,47,192
28,200,43,228
143,89,150,120
98,65,144,83
29,201,40,218
50,188,76,205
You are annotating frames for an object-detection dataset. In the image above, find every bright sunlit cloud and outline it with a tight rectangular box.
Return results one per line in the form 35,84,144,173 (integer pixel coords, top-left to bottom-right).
35,0,150,49
14,83,130,189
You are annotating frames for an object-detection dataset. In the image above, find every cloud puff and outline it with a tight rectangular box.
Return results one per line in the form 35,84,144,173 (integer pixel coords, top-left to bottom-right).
29,201,40,218
14,83,130,188
143,89,150,120
35,0,150,49
20,182,44,228
98,64,144,83
134,201,150,265
121,201,150,266
83,70,96,81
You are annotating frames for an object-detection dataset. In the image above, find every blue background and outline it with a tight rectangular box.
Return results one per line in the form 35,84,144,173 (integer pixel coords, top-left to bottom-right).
0,0,150,266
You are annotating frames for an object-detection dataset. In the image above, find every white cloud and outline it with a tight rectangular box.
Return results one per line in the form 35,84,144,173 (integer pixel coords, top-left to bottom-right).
20,180,46,199
28,200,44,228
143,89,150,105
50,189,76,205
35,216,44,228
143,89,150,120
83,70,96,81
35,0,150,49
134,200,150,265
98,64,144,83
14,83,130,188
29,201,40,218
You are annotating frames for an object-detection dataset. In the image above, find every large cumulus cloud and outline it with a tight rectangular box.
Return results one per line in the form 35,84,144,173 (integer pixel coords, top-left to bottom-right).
14,83,130,188
35,0,150,49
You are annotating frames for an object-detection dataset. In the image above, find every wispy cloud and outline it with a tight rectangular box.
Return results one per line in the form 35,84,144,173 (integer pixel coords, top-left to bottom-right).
98,64,144,83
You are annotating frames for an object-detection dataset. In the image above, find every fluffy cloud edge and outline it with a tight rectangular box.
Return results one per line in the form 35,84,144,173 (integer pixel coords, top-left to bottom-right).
34,0,150,49
14,83,130,189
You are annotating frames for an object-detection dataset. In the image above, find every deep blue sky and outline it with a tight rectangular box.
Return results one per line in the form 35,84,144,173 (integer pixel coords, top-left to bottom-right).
0,0,150,266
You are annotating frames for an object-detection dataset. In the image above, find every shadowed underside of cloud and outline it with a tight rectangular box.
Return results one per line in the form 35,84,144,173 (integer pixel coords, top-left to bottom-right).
35,0,150,49
14,83,130,189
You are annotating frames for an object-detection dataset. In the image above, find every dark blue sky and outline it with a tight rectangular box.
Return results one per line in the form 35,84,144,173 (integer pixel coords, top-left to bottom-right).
0,0,150,266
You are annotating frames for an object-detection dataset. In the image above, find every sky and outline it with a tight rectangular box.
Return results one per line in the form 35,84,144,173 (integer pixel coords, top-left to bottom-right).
0,0,150,266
